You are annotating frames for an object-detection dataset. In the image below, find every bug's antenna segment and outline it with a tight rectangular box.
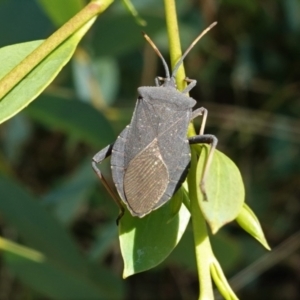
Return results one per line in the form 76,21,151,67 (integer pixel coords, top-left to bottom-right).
172,22,217,78
143,32,170,79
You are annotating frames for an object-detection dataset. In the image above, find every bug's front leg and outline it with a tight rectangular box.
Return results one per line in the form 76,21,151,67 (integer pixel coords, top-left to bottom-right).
155,76,166,86
92,144,125,223
188,134,218,201
182,77,197,94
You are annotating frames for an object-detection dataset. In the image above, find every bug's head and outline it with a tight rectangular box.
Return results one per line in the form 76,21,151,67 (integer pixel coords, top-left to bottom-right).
161,75,176,89
143,22,217,90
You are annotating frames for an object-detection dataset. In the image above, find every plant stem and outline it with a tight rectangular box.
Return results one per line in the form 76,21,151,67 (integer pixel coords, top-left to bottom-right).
0,0,113,101
163,1,214,299
163,0,186,91
188,148,214,300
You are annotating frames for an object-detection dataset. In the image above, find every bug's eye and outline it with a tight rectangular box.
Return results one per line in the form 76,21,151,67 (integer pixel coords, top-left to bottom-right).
138,96,143,101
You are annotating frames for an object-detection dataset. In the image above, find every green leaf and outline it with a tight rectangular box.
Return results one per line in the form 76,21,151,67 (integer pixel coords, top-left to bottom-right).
0,17,95,124
168,227,242,273
88,221,118,261
25,94,115,148
194,145,245,233
119,194,190,278
236,203,270,250
0,175,86,272
72,54,120,106
4,251,124,300
43,161,97,225
210,259,239,300
121,0,146,26
0,236,44,263
93,14,165,56
0,175,124,299
37,0,85,26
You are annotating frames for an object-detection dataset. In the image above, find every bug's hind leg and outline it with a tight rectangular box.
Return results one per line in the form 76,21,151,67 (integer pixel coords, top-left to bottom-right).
188,134,218,201
190,105,217,200
92,144,125,223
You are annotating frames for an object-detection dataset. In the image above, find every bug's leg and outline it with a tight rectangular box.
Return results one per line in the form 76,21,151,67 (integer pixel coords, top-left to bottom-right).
188,134,218,201
92,144,125,223
182,77,197,94
155,76,165,87
191,107,208,135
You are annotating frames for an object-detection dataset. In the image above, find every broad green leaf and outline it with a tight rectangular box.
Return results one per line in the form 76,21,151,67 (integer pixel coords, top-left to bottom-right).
25,94,115,148
43,161,97,225
119,192,190,278
0,175,86,272
37,0,85,26
4,250,124,300
0,17,95,124
194,145,245,233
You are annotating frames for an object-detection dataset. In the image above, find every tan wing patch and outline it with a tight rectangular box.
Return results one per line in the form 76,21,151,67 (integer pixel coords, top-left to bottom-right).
124,138,168,217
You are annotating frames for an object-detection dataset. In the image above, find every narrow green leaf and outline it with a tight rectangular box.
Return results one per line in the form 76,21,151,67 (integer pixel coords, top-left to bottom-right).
194,145,245,233
236,203,271,250
0,236,44,263
25,94,115,148
0,17,95,124
0,175,86,272
121,0,146,26
210,259,239,300
119,195,190,278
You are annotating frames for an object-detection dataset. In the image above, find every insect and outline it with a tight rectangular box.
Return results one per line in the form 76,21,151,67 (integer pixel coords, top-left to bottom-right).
92,22,218,221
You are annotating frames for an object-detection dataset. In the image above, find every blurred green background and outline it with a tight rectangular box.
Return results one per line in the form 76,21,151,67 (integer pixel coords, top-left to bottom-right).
0,0,300,299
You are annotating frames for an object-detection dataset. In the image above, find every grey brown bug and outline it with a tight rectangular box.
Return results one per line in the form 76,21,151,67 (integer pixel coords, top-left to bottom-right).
92,22,218,221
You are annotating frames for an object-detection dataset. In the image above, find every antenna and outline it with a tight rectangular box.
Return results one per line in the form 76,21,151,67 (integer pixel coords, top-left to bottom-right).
142,32,170,79
171,22,217,78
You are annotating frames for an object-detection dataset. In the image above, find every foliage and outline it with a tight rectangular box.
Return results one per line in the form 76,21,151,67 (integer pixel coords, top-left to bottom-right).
0,0,299,299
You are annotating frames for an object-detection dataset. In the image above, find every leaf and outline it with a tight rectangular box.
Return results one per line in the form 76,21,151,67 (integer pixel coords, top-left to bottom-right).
210,259,239,300
0,175,86,272
194,145,245,233
4,251,124,300
43,161,97,225
236,203,270,250
37,0,85,26
25,94,115,148
121,0,147,26
0,175,124,299
0,17,95,124
72,54,120,106
119,192,190,278
93,14,165,56
0,236,44,263
168,226,242,273
88,221,118,261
